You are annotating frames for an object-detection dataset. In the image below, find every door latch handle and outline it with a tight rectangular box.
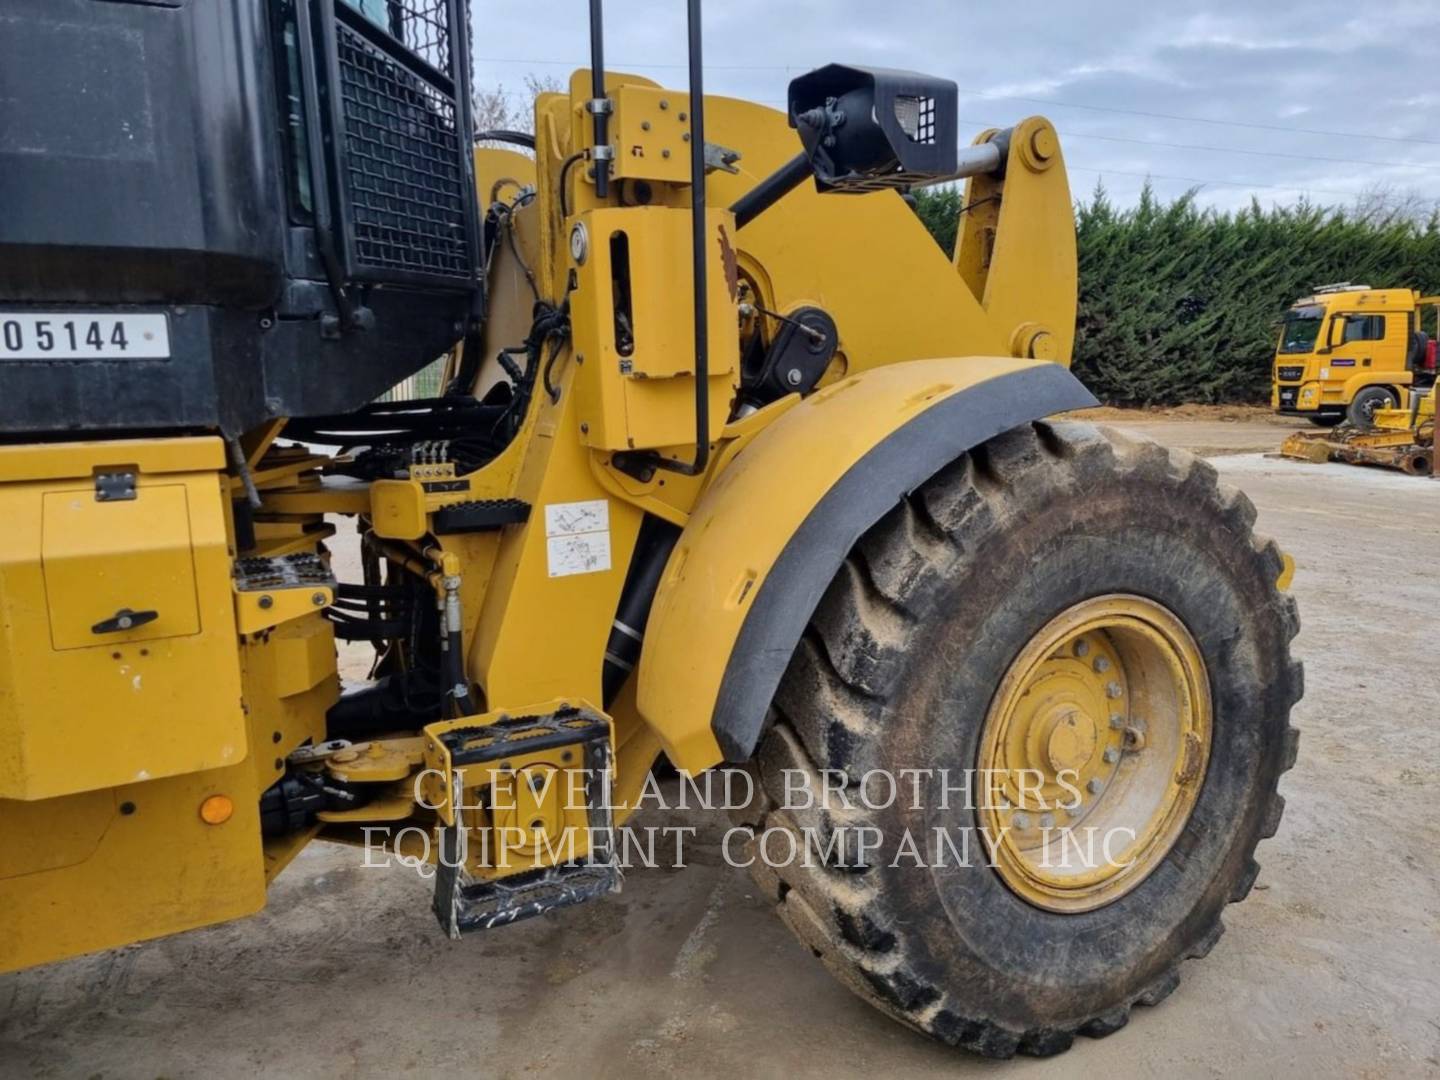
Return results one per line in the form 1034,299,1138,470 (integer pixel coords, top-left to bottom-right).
91,608,159,635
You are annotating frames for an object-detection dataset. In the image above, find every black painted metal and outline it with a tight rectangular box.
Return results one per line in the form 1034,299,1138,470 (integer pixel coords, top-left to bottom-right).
0,0,482,438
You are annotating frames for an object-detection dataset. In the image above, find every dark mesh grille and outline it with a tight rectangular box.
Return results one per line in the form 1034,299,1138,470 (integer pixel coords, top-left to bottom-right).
336,19,470,279
342,0,451,72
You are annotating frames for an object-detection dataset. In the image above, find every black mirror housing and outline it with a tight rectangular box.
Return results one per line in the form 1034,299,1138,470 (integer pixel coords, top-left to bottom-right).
788,64,959,192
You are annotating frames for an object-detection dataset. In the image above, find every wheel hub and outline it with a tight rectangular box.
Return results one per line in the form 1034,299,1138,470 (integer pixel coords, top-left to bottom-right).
978,595,1212,913
1045,709,1096,774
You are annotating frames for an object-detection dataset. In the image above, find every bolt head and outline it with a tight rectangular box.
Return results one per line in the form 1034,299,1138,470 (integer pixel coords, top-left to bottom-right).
1012,812,1032,831
311,591,327,607
1087,778,1104,795
1106,681,1123,699
1092,656,1110,673
1073,639,1090,657
1109,714,1125,729
258,595,274,609
1103,747,1120,764
786,368,803,386
1040,813,1055,830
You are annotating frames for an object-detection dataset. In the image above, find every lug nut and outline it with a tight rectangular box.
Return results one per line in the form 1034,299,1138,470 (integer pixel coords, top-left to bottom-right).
1040,813,1055,829
1073,640,1090,657
1012,812,1032,831
1092,657,1110,673
1106,681,1123,699
1109,714,1125,729
1103,747,1120,764
1087,778,1104,795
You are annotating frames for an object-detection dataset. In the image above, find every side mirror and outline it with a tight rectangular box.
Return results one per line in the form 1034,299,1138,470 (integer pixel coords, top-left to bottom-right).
787,64,959,192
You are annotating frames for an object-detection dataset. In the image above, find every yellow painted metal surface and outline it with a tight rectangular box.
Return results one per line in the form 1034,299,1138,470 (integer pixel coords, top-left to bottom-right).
610,84,695,184
0,762,266,974
0,452,245,801
570,205,739,451
637,355,1061,772
234,582,333,636
421,700,611,878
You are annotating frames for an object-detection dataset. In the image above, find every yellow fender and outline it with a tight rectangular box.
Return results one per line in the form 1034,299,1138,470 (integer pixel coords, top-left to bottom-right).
636,355,1095,773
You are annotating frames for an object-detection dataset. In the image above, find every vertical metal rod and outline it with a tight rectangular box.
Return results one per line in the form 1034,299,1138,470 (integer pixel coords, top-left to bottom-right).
683,0,710,475
589,0,610,198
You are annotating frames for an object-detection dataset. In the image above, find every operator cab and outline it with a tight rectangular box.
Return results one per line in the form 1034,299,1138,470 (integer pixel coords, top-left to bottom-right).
0,0,483,439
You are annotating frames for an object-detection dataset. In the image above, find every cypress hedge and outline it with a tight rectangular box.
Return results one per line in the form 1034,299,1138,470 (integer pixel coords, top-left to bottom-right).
913,183,1440,405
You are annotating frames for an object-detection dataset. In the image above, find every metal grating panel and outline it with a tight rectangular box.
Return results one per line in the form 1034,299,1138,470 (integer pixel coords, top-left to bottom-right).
341,0,451,73
335,17,471,280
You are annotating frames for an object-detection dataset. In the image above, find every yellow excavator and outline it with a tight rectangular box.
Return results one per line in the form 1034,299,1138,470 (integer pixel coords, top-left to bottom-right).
0,0,1301,1059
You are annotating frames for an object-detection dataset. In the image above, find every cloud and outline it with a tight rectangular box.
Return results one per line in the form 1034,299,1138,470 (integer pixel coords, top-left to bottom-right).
472,0,1440,212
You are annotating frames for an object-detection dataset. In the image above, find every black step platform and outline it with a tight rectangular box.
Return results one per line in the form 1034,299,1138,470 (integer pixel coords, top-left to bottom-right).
431,707,619,937
431,498,531,535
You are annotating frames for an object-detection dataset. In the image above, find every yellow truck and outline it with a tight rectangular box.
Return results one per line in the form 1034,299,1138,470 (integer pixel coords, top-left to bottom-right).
1272,284,1438,427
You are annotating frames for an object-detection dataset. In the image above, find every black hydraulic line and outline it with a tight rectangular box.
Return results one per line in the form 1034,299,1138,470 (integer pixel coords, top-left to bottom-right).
475,128,536,150
730,151,812,230
602,518,681,705
588,0,611,199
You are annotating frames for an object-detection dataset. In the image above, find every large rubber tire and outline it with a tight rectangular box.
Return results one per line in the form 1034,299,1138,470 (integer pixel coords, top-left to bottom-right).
736,421,1301,1058
1346,386,1398,429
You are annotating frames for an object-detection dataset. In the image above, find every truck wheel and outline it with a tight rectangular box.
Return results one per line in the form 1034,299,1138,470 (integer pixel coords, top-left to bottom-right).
1346,386,1397,429
740,421,1301,1058
1306,413,1344,428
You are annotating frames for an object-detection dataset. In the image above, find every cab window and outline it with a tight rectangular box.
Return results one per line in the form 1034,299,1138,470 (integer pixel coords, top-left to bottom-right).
1342,314,1386,343
1278,306,1324,353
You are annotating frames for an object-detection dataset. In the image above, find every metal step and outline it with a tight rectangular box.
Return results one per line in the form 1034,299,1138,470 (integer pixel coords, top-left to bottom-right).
429,706,620,937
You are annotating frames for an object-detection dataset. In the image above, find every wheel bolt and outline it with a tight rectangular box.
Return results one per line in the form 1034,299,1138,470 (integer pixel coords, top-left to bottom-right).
1103,747,1120,764
1109,714,1125,729
1040,813,1055,829
1092,657,1110,673
1106,681,1123,699
1087,778,1104,794
1013,812,1032,830
1073,639,1090,657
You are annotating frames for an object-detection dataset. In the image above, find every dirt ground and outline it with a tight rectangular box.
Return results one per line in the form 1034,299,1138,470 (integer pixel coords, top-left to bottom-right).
2,414,1438,1079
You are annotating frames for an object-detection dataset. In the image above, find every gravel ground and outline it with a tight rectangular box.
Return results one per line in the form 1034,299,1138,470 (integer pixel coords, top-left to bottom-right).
2,415,1437,1079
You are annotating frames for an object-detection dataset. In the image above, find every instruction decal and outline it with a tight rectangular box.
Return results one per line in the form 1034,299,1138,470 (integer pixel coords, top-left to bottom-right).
545,499,612,577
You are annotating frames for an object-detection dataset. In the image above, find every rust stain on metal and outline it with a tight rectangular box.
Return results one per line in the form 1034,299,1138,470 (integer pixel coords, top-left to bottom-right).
716,223,739,303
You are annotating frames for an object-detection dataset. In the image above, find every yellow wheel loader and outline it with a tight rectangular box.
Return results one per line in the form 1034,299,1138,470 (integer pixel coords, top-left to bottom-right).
0,0,1301,1058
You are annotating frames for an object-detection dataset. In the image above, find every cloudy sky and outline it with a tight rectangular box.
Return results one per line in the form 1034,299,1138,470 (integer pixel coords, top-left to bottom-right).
471,0,1440,213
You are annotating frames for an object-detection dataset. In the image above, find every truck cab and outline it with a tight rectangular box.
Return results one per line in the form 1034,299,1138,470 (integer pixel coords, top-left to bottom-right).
1271,284,1437,428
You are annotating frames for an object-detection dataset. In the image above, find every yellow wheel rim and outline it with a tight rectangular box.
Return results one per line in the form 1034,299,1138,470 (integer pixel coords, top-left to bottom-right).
978,595,1212,913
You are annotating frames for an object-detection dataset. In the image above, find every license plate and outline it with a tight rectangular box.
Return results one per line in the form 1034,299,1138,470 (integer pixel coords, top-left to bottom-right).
0,313,171,360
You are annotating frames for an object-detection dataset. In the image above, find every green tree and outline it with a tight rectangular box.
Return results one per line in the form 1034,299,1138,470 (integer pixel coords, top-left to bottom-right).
912,183,1440,405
